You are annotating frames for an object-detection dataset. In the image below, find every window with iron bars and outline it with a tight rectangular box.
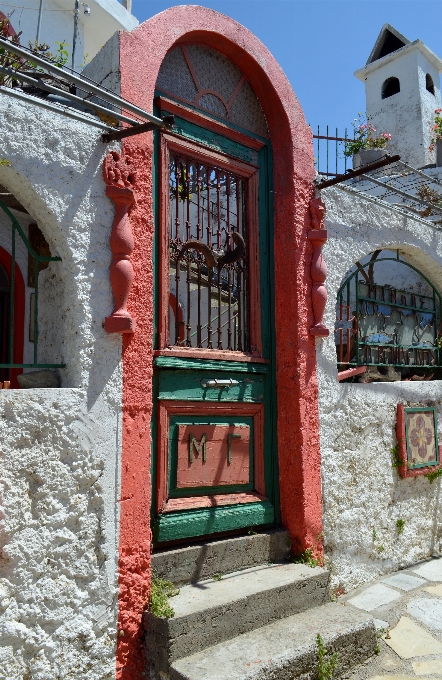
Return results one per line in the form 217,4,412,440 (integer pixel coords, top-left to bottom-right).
336,250,442,381
0,200,65,385
168,154,249,352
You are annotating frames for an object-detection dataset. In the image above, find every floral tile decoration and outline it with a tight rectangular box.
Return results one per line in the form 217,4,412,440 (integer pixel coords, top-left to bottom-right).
405,408,438,469
396,404,440,478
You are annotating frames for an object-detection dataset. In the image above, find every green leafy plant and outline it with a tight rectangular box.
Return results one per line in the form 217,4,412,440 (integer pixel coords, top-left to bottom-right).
292,547,323,568
212,573,223,581
247,527,258,536
0,158,11,166
53,41,69,68
396,519,405,535
425,465,442,483
372,528,377,541
377,545,385,553
148,577,179,619
391,442,404,468
0,15,70,87
316,633,339,680
343,113,391,157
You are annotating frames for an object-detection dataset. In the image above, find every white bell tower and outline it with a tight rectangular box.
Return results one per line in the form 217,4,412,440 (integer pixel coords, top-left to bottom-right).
355,24,442,168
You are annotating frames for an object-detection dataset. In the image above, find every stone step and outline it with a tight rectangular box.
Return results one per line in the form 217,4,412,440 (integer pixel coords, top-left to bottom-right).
145,562,330,673
169,602,376,680
151,529,291,586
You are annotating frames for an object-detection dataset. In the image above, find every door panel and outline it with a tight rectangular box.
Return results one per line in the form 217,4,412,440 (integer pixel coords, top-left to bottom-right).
153,119,275,544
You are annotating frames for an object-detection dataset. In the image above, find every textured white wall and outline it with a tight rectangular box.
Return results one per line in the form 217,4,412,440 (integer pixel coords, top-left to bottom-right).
357,44,442,168
0,91,122,678
319,184,442,593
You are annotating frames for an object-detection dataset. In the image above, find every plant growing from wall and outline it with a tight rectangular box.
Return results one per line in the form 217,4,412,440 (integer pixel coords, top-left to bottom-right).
396,519,405,535
343,114,392,157
148,577,179,619
425,465,442,483
316,634,339,680
429,108,442,152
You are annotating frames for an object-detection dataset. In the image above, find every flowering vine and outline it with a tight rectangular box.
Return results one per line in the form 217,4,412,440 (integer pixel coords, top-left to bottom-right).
343,114,392,157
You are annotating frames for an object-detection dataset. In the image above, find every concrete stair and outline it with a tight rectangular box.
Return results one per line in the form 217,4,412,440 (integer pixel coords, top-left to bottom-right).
146,530,376,679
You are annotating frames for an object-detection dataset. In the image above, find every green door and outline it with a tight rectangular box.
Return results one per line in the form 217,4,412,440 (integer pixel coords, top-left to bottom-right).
152,117,277,543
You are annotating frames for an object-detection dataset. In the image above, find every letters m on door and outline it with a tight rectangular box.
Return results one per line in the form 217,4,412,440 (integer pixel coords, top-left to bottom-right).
177,424,250,488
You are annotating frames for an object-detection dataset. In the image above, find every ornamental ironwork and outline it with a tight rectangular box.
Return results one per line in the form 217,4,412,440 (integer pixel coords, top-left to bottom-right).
336,251,442,376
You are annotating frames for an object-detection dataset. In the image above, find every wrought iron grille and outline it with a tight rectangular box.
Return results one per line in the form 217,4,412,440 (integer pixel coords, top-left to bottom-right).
0,199,65,374
336,251,442,372
312,125,350,177
169,154,249,351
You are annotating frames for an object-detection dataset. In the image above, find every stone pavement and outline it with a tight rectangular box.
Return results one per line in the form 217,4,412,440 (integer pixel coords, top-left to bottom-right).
340,557,442,679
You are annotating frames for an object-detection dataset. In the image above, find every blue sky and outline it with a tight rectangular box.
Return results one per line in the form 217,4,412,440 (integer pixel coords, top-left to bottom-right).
132,0,442,137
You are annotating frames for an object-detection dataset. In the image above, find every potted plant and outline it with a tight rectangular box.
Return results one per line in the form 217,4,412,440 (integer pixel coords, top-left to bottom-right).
429,108,442,167
343,114,392,169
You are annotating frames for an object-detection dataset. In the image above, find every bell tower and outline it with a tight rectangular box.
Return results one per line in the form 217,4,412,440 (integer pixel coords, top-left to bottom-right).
355,24,442,168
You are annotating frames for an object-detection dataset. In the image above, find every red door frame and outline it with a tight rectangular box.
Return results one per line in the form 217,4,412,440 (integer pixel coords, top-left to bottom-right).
114,8,322,678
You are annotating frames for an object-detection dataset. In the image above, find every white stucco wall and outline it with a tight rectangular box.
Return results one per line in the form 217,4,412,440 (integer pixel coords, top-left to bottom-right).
319,184,442,593
0,90,122,678
356,44,442,168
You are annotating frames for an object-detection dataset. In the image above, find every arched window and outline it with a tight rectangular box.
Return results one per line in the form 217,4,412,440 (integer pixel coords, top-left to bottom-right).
336,250,442,382
426,73,435,95
0,200,64,387
382,77,400,99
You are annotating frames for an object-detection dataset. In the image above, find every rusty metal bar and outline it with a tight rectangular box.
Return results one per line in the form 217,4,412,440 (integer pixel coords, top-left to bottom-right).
317,155,401,189
101,116,174,142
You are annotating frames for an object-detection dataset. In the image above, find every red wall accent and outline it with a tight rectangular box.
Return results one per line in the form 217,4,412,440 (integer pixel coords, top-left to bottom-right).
117,7,321,677
0,246,25,388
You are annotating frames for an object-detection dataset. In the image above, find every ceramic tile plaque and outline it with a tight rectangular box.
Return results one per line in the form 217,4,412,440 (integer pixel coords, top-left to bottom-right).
176,424,250,488
396,404,440,478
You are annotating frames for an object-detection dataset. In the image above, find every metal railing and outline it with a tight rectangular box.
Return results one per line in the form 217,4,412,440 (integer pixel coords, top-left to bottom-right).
336,251,442,375
312,125,350,177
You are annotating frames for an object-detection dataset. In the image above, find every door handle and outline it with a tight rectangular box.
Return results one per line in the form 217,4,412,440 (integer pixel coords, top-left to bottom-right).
201,378,240,388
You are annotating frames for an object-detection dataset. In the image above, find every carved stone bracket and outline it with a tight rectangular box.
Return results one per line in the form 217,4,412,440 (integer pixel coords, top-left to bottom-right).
103,151,137,334
308,198,329,337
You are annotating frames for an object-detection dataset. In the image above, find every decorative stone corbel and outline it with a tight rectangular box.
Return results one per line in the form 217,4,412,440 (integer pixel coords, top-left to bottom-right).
103,151,137,334
308,197,329,337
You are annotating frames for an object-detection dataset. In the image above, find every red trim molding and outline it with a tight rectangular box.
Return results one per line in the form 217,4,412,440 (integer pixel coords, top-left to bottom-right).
157,400,265,513
156,97,265,152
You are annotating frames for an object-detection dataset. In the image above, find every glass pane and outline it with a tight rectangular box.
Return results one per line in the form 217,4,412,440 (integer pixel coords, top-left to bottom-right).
169,153,249,352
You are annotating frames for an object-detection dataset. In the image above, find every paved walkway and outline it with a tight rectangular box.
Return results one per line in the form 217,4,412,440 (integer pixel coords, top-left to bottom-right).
341,557,442,679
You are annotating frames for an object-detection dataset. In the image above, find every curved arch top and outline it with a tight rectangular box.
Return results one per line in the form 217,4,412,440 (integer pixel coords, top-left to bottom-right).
119,5,315,181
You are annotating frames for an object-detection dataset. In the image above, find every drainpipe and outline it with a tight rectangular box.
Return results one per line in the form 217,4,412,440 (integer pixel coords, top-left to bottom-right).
71,0,79,70
36,0,44,43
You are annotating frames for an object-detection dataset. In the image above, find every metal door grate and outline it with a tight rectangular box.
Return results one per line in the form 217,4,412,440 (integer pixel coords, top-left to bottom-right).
169,153,249,352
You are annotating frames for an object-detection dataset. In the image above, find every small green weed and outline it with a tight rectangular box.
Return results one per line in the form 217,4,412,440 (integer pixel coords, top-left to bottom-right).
377,545,385,553
375,643,381,655
372,528,377,541
0,159,11,166
396,519,405,535
292,547,323,568
390,442,403,468
426,466,442,483
317,633,339,680
213,573,223,581
247,527,258,535
149,577,179,619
